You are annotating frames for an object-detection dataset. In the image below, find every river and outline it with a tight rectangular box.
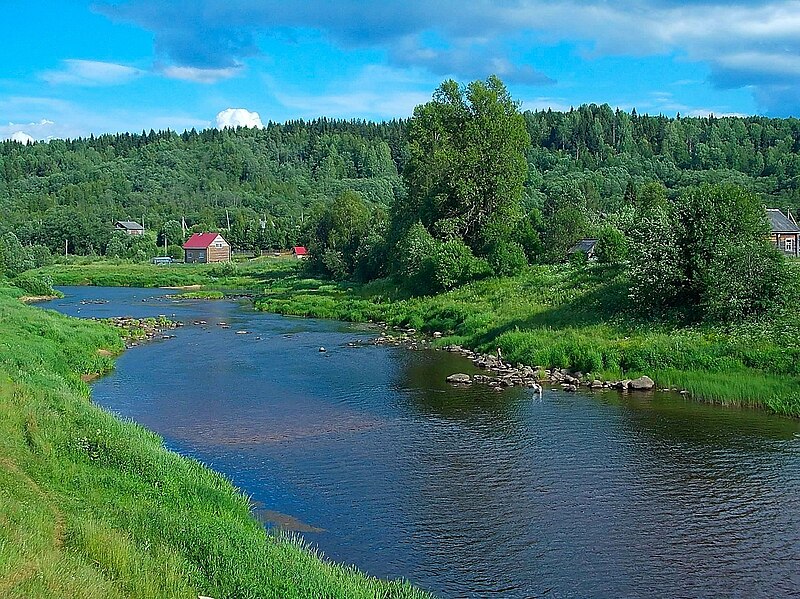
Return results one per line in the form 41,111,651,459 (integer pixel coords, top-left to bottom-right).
49,286,800,598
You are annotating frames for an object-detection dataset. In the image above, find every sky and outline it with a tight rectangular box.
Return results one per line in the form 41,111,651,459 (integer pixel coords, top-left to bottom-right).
2,0,800,141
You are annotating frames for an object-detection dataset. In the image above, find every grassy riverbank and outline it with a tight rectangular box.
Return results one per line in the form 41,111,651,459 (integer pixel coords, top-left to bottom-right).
35,257,297,292
253,263,800,416
0,285,429,598
34,259,800,415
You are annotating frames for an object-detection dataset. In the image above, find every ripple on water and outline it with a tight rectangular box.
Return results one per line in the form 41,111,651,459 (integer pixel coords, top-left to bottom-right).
52,287,800,599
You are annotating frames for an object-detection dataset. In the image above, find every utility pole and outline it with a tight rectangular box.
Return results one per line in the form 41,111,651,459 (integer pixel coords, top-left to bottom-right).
65,239,68,257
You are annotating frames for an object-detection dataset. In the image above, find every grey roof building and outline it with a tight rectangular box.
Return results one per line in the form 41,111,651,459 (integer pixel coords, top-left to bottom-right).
766,209,800,257
114,221,145,235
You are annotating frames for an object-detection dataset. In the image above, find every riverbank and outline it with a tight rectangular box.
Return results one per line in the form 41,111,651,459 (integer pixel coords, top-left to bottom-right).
33,259,800,416
252,264,800,417
0,285,430,598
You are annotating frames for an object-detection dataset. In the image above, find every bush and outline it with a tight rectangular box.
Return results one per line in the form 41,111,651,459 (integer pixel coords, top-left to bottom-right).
487,240,527,276
13,273,58,296
167,244,184,260
594,226,628,264
208,261,238,277
433,239,485,290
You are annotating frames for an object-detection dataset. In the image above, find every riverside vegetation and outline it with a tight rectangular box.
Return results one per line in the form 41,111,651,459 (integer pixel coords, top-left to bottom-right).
0,282,429,597
30,256,800,417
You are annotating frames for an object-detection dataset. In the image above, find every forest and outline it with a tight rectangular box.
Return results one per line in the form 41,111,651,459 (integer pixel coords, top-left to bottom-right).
1,86,799,260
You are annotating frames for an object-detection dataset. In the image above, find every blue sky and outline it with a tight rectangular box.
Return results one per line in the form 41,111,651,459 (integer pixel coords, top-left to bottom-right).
3,0,799,141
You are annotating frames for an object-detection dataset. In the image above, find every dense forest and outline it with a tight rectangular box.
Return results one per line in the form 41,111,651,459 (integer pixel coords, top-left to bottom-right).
2,98,800,258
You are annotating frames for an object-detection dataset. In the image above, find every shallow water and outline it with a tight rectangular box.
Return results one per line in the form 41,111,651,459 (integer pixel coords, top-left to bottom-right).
50,287,800,598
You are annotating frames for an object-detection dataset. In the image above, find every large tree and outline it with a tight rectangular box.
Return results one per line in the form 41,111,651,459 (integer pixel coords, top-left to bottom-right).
401,76,530,254
628,184,787,321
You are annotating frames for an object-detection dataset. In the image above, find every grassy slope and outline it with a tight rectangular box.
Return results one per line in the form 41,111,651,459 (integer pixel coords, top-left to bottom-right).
0,287,429,598
35,257,298,292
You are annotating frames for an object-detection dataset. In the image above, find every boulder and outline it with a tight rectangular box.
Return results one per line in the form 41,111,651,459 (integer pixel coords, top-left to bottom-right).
630,375,655,390
446,373,472,384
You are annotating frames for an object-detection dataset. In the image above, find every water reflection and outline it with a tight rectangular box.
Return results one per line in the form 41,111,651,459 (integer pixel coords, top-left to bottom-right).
50,287,800,599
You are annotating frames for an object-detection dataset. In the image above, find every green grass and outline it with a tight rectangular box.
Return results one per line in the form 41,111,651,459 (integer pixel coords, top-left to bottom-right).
175,290,225,300
30,259,800,415
34,257,298,293
0,287,430,598
252,263,800,416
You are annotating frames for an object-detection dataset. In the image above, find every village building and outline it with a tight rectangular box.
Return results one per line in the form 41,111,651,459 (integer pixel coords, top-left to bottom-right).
567,238,598,260
114,221,145,235
767,209,800,257
292,246,309,259
182,232,231,263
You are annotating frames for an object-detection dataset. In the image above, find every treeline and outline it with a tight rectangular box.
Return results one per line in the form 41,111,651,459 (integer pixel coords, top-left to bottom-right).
1,83,800,280
0,119,406,255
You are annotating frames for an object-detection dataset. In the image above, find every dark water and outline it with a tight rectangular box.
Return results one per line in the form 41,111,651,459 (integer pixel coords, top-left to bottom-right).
49,287,800,598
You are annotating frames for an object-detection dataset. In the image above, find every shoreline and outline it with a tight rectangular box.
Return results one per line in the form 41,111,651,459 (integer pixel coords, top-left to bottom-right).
0,286,430,598
33,262,800,417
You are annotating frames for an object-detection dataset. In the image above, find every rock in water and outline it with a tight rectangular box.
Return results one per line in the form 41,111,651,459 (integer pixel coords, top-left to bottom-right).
446,373,471,384
630,375,655,390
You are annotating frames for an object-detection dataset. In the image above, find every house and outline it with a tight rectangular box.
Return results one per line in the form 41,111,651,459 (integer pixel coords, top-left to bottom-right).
292,246,309,259
767,209,800,257
183,232,231,263
568,238,598,260
114,221,144,235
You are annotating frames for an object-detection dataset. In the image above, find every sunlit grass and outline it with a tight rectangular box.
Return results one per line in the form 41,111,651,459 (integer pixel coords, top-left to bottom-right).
0,287,431,598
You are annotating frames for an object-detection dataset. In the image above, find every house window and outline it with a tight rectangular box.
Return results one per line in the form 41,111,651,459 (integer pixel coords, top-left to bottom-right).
785,238,795,254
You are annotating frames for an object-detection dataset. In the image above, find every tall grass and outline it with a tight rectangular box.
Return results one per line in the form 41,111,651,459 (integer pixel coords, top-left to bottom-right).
0,287,430,598
251,263,800,416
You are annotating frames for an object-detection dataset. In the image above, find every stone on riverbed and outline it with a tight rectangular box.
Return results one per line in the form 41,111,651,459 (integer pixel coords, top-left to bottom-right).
630,375,655,390
446,373,472,384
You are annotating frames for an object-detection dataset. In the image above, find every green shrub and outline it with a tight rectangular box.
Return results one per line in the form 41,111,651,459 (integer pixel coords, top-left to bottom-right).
487,240,528,276
13,273,58,296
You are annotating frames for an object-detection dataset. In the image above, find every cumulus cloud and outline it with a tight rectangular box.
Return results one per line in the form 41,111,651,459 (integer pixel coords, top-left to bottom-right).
389,39,555,86
215,108,264,129
95,0,800,114
41,59,143,85
9,131,35,144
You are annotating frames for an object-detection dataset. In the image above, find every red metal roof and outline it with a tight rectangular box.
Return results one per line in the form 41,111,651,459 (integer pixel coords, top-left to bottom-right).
292,246,308,255
183,232,222,249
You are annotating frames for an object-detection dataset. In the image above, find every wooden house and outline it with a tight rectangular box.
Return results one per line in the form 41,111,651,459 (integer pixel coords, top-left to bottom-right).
567,238,598,260
183,232,231,263
767,209,800,257
292,246,309,259
114,221,144,235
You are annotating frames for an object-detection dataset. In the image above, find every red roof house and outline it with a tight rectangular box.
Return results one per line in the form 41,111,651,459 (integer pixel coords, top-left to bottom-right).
182,232,230,263
292,246,308,259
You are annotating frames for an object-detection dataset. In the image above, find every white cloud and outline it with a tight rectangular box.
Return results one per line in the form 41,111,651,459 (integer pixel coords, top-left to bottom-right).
162,65,242,83
215,108,264,129
9,131,34,144
41,59,143,86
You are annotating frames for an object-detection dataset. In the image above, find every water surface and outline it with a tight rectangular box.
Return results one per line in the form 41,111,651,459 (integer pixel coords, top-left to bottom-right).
50,287,800,598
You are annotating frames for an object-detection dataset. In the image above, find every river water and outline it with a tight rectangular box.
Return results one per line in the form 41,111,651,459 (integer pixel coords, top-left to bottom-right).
49,287,800,598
